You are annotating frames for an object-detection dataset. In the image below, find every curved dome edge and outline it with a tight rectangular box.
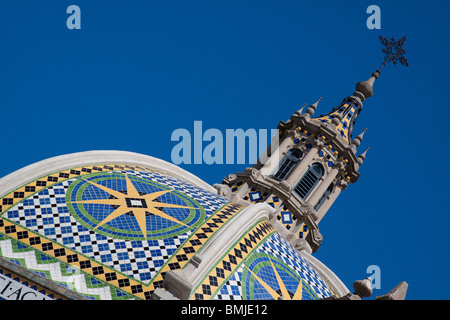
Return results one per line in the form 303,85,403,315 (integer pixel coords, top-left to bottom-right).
0,150,217,198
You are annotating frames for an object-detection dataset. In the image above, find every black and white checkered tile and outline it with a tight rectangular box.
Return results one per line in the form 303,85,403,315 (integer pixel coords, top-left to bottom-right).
259,233,331,298
213,232,332,300
213,266,244,300
4,170,229,285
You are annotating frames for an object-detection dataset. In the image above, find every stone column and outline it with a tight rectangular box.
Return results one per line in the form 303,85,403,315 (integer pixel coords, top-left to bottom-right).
306,165,340,206
315,186,342,224
284,145,319,186
260,135,293,177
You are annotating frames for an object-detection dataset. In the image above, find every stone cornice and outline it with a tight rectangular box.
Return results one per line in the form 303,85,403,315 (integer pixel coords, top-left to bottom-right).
229,168,321,246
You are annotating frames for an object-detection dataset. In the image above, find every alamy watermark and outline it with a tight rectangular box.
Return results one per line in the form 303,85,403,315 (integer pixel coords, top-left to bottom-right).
64,5,380,31
367,265,381,289
366,5,381,30
171,121,279,166
66,5,81,29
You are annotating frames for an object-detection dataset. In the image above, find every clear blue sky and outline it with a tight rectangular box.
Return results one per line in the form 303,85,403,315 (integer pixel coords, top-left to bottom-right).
1,0,449,300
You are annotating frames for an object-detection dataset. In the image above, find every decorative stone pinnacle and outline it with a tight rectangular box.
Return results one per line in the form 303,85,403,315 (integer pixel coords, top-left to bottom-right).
359,147,369,160
306,97,322,116
352,128,367,147
295,103,307,116
357,147,370,165
311,97,322,109
356,128,367,141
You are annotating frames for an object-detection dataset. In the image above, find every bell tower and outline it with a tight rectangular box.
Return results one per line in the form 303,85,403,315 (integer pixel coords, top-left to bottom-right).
217,71,378,254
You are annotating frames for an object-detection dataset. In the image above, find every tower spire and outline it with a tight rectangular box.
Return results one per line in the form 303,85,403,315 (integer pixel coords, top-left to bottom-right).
219,36,409,255
353,71,380,101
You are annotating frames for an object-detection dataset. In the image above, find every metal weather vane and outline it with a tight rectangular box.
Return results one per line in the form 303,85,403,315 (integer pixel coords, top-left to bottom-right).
377,36,409,72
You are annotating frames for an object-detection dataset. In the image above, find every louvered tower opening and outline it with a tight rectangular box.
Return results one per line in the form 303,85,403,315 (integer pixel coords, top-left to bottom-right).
294,163,324,200
271,148,303,180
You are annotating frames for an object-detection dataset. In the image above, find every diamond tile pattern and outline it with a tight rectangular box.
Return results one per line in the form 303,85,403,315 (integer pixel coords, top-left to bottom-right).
0,164,234,300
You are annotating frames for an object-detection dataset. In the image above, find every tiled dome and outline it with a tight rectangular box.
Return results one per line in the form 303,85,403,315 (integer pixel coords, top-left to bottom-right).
0,151,338,300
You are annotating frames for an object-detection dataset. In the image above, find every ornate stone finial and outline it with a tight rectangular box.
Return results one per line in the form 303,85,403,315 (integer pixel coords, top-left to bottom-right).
351,128,367,147
356,147,369,165
359,147,369,160
353,36,408,102
294,103,307,116
331,113,342,126
356,128,367,142
306,97,322,116
353,278,373,298
354,71,379,101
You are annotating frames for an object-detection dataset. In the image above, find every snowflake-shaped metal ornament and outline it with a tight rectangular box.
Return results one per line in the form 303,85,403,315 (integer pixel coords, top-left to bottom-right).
379,36,409,67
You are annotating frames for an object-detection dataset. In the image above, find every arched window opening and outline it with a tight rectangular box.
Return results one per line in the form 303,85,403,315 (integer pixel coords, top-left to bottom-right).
294,163,324,200
314,183,334,211
271,148,303,180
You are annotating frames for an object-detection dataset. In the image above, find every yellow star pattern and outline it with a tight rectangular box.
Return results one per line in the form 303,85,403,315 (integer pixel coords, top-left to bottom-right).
70,175,198,239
